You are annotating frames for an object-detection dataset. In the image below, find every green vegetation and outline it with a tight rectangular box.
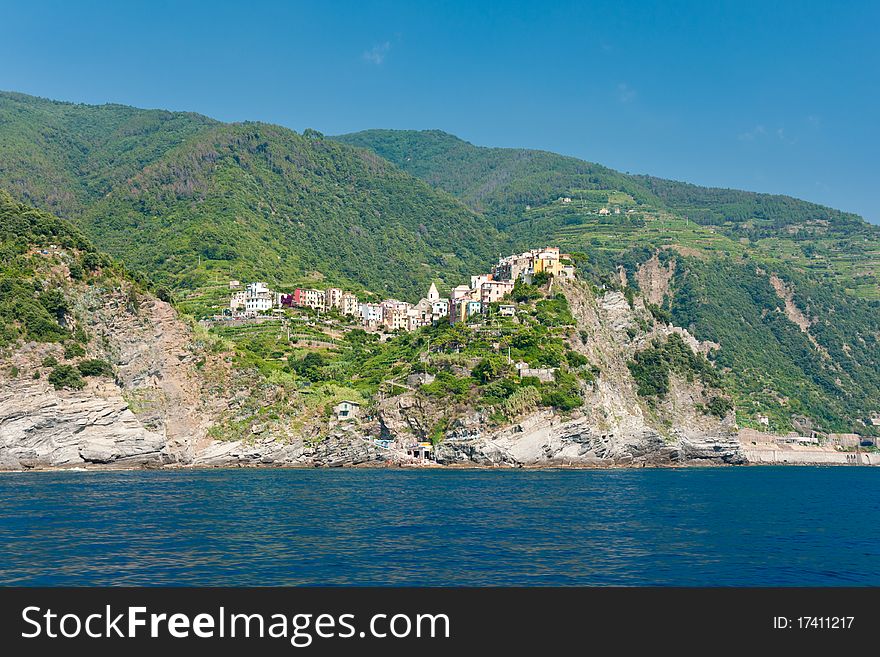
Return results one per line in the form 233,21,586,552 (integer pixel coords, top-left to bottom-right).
337,129,880,301
0,93,500,304
669,258,880,433
628,333,721,400
47,364,85,390
77,358,113,378
206,287,590,429
337,129,880,434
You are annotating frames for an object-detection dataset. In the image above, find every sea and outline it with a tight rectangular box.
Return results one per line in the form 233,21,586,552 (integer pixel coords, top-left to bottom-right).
0,467,877,586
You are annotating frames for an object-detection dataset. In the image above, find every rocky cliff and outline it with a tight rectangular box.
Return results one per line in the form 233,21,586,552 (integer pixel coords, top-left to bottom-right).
0,287,230,469
374,280,745,467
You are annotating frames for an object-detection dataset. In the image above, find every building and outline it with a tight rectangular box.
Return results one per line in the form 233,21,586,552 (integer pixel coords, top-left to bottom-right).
229,291,246,314
776,435,820,445
499,304,516,317
325,287,343,311
533,253,562,278
405,441,434,461
294,288,324,310
229,280,241,289
333,400,360,421
427,282,440,302
471,274,492,290
828,433,861,449
491,247,570,284
466,300,483,318
479,280,514,304
450,284,473,300
245,282,275,314
409,298,433,331
381,299,412,331
360,303,384,328
431,298,449,320
341,292,359,316
515,361,556,383
451,298,483,323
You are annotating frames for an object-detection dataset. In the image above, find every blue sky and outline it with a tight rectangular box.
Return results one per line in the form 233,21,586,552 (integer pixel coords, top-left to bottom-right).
2,0,878,222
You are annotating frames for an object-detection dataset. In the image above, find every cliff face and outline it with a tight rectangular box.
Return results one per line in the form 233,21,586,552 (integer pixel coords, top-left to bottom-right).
0,373,165,469
0,286,231,469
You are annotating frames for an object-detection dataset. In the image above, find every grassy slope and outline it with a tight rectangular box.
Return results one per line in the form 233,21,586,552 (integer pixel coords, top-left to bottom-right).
335,129,880,299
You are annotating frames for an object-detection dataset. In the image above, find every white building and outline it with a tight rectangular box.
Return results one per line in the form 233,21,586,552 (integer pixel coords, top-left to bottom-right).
341,292,359,316
360,303,384,328
245,282,275,313
431,298,449,320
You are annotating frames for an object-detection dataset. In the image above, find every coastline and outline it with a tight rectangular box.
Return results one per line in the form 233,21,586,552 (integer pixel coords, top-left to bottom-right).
3,453,878,473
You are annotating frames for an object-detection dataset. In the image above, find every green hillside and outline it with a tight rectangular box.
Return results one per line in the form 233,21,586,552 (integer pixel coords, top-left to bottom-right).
1,94,878,434
0,94,499,301
0,189,149,396
0,91,218,218
336,129,880,300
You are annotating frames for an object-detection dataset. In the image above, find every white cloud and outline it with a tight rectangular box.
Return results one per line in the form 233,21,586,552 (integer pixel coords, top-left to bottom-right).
363,41,391,65
616,82,637,103
737,125,766,141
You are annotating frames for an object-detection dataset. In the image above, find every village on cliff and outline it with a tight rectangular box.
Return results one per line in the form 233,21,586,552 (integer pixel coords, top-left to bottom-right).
225,247,575,331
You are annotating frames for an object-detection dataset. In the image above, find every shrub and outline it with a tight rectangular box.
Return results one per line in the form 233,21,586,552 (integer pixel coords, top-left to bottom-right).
42,355,58,368
511,278,541,303
540,369,583,410
565,350,589,368
703,396,734,418
647,303,671,325
532,270,552,287
289,352,328,381
64,342,86,358
77,358,113,377
48,365,85,390
421,371,471,399
471,357,504,384
502,386,541,417
628,333,721,400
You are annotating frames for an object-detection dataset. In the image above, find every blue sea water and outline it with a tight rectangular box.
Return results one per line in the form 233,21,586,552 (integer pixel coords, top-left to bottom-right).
0,467,878,586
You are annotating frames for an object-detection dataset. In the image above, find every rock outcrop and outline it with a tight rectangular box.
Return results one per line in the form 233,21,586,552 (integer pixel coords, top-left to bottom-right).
436,411,744,467
0,376,165,469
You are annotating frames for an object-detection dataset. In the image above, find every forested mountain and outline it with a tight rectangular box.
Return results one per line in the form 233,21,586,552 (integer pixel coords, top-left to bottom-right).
0,93,497,299
0,91,218,218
